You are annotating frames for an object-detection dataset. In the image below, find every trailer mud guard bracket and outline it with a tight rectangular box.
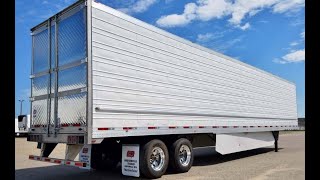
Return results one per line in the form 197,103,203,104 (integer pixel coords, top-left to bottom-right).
272,131,279,152
216,132,275,155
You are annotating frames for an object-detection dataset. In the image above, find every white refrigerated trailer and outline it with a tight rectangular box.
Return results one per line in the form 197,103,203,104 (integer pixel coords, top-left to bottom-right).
15,115,30,136
27,0,298,178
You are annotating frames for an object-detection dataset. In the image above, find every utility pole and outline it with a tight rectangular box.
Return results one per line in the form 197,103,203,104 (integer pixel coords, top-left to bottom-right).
18,99,24,115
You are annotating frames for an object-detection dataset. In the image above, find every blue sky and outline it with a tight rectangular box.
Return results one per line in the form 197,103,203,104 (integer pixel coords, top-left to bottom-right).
15,0,305,117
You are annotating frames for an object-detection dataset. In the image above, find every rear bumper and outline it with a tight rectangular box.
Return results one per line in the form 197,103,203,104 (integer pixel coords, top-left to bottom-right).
29,155,89,169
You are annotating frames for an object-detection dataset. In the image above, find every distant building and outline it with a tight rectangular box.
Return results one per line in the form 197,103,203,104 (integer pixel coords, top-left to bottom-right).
298,118,305,130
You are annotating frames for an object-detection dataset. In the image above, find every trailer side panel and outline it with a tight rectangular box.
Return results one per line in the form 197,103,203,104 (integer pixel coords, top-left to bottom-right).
90,2,297,139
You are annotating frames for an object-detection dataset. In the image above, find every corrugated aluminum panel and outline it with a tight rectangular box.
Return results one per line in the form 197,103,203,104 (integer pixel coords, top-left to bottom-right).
91,1,298,138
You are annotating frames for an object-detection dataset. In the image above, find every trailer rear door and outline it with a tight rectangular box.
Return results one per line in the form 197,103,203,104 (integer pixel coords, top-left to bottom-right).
30,2,88,137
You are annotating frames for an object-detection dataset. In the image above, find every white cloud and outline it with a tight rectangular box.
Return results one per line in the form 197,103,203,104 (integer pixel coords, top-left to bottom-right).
272,0,305,13
282,49,305,62
119,0,158,14
238,22,250,30
156,3,197,27
197,33,214,42
273,58,287,64
275,49,305,64
196,31,227,43
300,31,305,39
156,0,305,28
290,41,299,46
228,0,277,25
206,36,244,53
276,30,305,64
195,0,231,21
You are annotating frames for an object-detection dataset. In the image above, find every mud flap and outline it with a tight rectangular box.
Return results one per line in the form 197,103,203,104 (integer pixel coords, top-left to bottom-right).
79,144,92,169
216,132,275,155
122,144,140,177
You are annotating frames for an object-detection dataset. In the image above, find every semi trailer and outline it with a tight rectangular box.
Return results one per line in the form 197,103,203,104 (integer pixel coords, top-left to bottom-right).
15,115,30,136
27,0,298,178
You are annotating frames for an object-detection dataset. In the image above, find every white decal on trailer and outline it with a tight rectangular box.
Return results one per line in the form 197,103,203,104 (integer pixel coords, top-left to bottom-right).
79,144,92,169
122,144,140,177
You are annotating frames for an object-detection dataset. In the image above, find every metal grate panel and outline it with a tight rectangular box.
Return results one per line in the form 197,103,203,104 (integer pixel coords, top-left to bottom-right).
33,29,49,74
58,7,86,66
58,92,87,126
58,63,87,92
51,25,56,68
32,74,49,97
32,99,48,126
50,98,55,126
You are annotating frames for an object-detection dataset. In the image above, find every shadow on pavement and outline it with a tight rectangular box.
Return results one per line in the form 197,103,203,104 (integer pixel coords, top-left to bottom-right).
192,146,281,167
15,147,281,180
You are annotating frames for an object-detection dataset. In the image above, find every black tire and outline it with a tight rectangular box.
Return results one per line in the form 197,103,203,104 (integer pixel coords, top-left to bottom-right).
140,139,169,179
169,138,194,173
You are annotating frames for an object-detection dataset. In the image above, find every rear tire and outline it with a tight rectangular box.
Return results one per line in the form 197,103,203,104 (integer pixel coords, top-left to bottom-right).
169,138,194,173
140,139,169,179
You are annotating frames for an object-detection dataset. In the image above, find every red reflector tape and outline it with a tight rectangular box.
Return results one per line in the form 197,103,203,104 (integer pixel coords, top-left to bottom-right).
243,126,247,128
148,127,156,129
250,126,254,128
212,126,218,128
123,127,133,130
183,126,190,129
29,155,34,159
61,124,69,127
72,123,81,127
45,158,50,162
98,128,109,130
54,160,61,163
265,126,268,127
169,126,176,129
66,161,71,165
199,126,205,128
75,162,84,167
233,126,238,128
222,126,228,128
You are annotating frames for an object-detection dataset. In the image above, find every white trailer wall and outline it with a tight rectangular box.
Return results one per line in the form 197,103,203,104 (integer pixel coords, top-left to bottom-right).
90,2,297,138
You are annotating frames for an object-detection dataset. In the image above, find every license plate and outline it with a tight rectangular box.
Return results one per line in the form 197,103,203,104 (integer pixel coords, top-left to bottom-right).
67,136,79,144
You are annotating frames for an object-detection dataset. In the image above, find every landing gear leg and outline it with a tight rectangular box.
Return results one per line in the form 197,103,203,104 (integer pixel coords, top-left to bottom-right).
272,131,279,152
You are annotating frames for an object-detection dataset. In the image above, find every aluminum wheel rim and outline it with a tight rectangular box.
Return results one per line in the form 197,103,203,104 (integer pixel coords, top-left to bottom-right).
150,147,165,171
179,145,191,166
